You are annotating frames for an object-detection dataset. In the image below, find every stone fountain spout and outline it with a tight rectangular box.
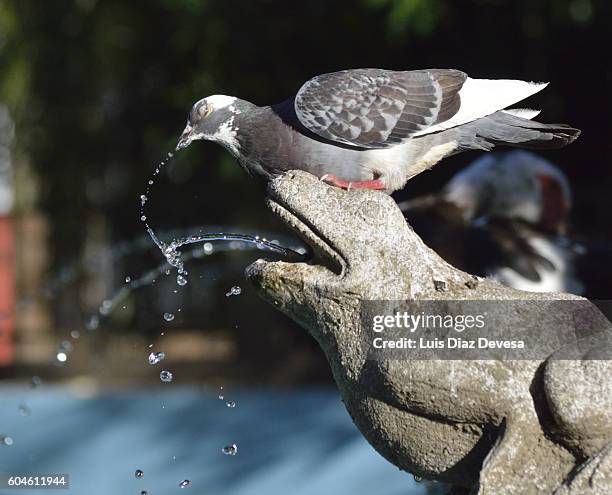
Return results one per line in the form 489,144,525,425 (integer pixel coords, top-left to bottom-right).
246,170,612,495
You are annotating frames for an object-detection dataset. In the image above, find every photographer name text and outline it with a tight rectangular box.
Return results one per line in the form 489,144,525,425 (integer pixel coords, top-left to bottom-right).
371,312,525,350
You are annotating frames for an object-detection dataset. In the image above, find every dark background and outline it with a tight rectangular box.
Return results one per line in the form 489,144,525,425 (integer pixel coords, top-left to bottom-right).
0,0,610,384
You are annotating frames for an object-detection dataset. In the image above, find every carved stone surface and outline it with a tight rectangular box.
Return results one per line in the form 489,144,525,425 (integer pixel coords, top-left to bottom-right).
246,170,612,494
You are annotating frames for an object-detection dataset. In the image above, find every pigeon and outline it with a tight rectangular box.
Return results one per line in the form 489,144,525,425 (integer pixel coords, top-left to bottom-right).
176,69,580,192
400,150,600,295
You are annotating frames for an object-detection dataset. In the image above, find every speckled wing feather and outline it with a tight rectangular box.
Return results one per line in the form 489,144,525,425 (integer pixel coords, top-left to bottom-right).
294,68,466,149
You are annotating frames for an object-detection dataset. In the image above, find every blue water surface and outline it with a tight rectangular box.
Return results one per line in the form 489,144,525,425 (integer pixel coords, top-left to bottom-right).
0,387,426,495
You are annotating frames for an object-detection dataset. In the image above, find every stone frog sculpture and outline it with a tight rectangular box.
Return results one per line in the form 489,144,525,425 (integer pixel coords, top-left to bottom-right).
246,171,612,494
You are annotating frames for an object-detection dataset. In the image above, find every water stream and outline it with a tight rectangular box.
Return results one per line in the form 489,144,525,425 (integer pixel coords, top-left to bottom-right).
140,152,307,287
16,150,311,492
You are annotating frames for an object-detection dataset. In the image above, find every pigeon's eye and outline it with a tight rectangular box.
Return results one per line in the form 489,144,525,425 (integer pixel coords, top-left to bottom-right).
198,102,212,118
189,102,211,123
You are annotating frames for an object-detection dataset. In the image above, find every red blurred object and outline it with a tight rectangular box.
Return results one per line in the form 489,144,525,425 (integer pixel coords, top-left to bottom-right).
0,216,15,366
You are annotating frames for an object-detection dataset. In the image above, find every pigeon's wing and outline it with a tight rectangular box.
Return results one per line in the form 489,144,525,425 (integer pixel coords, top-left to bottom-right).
294,68,466,149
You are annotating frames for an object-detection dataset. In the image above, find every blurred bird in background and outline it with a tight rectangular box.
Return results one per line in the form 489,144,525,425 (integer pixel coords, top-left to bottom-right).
400,150,612,298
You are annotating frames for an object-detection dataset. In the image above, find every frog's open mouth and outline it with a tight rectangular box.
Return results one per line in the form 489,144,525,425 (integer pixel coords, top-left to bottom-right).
266,195,346,276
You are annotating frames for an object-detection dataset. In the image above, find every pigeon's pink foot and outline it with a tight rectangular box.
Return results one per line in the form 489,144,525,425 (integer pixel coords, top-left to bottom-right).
320,174,386,191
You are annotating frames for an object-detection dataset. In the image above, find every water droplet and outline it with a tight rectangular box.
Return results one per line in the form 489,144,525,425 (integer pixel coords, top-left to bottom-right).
141,491,148,495
163,312,174,322
135,469,144,478
165,269,171,275
30,376,42,388
56,352,67,363
148,351,165,365
60,340,73,352
222,444,238,456
2,436,14,446
179,480,191,488
18,404,30,416
70,330,80,339
141,215,147,221
140,194,148,205
176,275,187,286
413,475,422,482
160,370,173,383
99,299,112,316
167,152,174,158
225,286,241,297
148,180,153,185
203,243,213,254
226,401,236,408
86,316,99,330
125,276,132,283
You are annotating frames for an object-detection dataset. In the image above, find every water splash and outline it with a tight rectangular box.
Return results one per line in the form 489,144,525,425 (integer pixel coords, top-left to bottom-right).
138,152,307,285
78,228,295,327
144,227,306,288
46,224,305,303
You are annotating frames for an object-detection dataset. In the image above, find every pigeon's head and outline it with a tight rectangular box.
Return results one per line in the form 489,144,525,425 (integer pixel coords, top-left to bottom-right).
176,95,246,153
443,151,571,233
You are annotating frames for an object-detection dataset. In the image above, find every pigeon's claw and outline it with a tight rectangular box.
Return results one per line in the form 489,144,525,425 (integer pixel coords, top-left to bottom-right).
320,174,386,191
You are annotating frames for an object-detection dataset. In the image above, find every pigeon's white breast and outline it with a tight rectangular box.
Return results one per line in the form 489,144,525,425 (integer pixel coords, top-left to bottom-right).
359,139,458,190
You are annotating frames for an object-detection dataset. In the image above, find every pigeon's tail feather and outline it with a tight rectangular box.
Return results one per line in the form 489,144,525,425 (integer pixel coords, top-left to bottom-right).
460,111,581,151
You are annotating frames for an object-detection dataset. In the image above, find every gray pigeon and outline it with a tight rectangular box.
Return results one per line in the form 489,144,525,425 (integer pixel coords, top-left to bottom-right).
176,69,580,192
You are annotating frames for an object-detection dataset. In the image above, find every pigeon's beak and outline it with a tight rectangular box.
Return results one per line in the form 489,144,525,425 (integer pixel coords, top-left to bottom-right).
176,124,193,151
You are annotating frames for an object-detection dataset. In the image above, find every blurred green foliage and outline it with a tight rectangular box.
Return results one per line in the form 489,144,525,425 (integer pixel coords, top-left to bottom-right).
365,0,445,36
